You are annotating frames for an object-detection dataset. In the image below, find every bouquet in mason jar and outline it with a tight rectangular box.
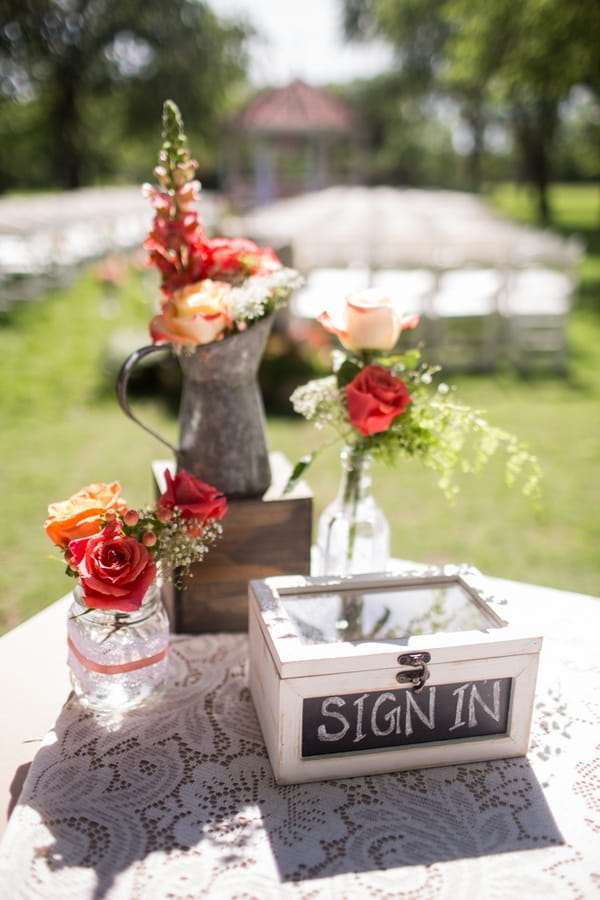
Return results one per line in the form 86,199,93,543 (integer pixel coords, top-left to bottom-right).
44,469,227,612
44,469,228,713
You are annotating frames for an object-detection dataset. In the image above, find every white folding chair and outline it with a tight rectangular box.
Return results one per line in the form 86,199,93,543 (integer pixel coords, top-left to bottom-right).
370,268,436,346
428,267,504,371
501,267,573,372
290,266,371,320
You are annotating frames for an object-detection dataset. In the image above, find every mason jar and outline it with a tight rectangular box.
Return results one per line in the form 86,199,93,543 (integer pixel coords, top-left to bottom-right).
66,581,170,714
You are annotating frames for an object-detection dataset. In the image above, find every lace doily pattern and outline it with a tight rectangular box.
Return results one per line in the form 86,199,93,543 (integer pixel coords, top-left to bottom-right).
1,585,599,900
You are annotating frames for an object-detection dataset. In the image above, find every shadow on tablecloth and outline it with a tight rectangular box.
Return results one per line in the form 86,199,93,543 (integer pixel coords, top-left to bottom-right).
0,634,566,899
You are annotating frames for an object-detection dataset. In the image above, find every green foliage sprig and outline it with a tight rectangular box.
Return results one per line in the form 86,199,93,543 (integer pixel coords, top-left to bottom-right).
287,347,542,504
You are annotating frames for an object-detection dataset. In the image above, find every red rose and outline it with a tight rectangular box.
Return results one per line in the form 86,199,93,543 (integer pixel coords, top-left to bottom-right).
69,521,157,612
345,365,412,436
203,237,281,281
158,469,228,530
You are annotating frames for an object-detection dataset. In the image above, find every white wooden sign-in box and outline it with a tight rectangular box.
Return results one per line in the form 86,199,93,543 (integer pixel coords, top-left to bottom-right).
248,566,542,785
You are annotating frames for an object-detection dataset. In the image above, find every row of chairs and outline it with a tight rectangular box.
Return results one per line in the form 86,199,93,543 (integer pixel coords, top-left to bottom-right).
290,263,575,372
0,214,149,310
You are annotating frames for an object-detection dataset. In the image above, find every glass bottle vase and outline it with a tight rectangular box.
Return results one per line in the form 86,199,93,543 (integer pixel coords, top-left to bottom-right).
67,581,170,714
315,445,390,576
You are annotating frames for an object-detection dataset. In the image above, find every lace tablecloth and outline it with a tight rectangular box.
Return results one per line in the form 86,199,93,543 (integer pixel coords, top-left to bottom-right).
0,577,599,899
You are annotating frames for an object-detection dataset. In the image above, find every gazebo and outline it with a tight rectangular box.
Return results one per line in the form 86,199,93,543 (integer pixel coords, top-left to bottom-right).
223,79,362,209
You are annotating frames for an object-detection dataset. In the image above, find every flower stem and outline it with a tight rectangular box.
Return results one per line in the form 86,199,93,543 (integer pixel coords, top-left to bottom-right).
341,445,367,567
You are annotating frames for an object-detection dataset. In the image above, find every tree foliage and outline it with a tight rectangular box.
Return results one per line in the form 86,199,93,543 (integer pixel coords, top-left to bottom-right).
444,0,600,219
343,0,600,222
336,72,461,188
0,0,250,190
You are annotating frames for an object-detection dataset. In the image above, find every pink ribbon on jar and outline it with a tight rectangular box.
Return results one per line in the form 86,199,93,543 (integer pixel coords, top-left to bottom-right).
67,637,169,675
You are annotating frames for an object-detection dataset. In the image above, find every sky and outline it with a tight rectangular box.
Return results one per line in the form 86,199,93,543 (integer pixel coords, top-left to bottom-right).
205,0,393,87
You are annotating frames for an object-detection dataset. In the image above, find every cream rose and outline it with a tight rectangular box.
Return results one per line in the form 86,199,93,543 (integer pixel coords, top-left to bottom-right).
150,279,232,346
317,288,419,351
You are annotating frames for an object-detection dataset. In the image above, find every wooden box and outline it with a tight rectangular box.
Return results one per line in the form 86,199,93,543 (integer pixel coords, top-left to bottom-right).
153,453,312,633
248,566,542,784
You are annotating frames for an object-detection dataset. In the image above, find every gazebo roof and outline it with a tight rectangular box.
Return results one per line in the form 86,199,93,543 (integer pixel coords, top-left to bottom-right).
230,79,357,136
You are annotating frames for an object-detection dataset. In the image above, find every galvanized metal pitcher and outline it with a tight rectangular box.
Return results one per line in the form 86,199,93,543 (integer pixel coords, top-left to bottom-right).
116,315,274,499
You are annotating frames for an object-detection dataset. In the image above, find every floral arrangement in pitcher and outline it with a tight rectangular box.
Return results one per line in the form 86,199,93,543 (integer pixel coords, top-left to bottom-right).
143,99,302,350
286,288,542,501
44,470,227,612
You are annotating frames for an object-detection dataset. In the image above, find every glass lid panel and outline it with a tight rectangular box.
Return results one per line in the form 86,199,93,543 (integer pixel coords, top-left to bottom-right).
278,580,499,645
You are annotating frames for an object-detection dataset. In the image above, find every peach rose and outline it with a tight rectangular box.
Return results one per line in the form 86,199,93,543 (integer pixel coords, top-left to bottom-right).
318,288,419,351
44,481,128,549
150,279,232,346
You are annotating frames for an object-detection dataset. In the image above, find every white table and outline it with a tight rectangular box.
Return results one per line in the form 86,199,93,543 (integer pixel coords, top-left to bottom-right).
1,573,599,899
0,593,72,833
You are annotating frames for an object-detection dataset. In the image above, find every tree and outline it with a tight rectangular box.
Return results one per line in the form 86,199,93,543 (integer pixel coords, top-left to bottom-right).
336,73,461,188
0,0,250,190
343,0,600,222
343,0,490,192
443,0,600,221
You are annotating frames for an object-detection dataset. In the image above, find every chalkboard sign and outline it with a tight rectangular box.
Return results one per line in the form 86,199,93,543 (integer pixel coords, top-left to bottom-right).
302,678,512,758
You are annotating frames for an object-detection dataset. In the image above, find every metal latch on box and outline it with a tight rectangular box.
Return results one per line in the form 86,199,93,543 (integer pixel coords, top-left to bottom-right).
396,652,431,693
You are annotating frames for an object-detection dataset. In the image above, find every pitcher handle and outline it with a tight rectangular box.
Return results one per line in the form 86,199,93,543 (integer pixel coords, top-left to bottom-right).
116,344,178,455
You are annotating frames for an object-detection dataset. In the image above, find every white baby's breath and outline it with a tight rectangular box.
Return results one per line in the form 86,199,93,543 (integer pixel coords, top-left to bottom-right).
290,376,348,432
228,268,304,324
152,508,223,582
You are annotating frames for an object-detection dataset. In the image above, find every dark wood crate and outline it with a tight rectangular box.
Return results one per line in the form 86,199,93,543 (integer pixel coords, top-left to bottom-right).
153,454,313,633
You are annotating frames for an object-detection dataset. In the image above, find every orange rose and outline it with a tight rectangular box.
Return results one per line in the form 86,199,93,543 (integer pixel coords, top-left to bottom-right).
318,288,419,351
44,481,128,549
150,279,231,346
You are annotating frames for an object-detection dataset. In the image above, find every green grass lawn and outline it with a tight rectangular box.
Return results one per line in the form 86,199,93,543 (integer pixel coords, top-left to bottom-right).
1,183,599,634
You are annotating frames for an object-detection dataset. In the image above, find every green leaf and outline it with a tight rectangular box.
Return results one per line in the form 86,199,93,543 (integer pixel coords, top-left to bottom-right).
385,348,422,370
399,349,422,370
336,359,362,388
283,454,315,494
